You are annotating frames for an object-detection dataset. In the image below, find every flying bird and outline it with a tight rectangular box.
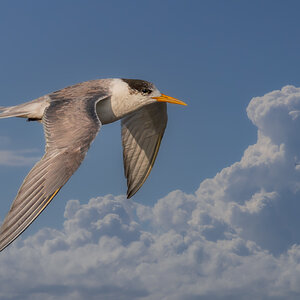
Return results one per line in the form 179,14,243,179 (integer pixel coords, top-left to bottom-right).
0,78,186,251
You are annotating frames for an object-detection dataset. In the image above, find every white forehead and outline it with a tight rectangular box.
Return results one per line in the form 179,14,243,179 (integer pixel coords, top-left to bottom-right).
109,78,130,96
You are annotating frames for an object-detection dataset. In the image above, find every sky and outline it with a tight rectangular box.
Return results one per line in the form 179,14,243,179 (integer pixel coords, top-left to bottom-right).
1,0,300,299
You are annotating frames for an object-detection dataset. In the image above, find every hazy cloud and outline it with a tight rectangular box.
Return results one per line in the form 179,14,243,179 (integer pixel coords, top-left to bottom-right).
0,136,40,166
0,149,40,166
2,86,300,299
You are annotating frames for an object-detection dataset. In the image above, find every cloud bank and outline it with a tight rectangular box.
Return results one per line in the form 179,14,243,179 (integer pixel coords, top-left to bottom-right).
2,86,300,299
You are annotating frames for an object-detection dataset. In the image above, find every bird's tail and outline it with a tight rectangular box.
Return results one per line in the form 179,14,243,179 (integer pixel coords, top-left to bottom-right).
0,105,30,119
0,99,46,120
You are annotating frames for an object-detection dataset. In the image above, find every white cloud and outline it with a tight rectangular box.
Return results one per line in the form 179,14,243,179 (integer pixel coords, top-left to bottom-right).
0,149,40,166
2,86,300,299
0,136,41,166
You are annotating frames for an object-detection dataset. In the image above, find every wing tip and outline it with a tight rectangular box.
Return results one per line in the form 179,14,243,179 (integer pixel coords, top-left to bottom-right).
127,187,138,199
0,187,61,253
127,190,134,199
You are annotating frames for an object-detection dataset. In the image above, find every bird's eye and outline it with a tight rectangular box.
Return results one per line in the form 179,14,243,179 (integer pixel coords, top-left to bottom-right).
142,88,152,94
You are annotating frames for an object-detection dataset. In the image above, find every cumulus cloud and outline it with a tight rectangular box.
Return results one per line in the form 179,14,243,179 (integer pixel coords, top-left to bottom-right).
1,86,300,299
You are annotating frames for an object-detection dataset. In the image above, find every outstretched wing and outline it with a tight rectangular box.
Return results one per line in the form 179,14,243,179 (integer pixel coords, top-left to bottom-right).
0,92,107,251
121,102,167,198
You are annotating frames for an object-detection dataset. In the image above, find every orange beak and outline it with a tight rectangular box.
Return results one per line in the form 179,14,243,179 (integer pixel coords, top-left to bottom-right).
152,93,187,106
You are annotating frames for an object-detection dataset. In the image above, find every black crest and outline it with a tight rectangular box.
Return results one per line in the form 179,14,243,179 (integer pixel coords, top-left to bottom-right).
122,79,153,94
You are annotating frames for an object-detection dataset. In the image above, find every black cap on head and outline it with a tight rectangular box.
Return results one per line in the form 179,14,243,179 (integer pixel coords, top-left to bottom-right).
121,79,153,94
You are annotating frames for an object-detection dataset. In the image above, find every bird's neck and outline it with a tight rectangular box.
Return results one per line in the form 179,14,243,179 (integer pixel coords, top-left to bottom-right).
96,79,147,124
96,95,146,124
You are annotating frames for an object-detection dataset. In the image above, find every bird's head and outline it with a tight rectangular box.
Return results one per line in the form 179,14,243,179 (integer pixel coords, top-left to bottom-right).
120,78,187,107
107,78,186,121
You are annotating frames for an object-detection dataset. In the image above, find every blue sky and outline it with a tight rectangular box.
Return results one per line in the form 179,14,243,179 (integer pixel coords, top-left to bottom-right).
2,1,300,299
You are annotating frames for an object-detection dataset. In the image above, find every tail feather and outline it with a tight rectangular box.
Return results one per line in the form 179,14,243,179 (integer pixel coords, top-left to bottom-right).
0,98,48,120
0,106,29,119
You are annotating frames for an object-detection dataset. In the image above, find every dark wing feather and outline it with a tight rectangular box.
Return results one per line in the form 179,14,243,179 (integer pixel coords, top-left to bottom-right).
121,102,167,198
0,90,107,251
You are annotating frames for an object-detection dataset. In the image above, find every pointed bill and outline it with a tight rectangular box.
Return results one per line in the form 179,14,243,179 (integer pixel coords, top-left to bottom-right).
152,93,187,106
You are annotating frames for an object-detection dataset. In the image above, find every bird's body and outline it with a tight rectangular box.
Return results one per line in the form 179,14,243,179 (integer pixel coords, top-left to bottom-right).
0,78,186,251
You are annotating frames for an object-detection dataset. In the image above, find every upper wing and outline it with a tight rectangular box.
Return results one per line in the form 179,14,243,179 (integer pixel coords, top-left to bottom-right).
121,102,167,198
0,92,107,251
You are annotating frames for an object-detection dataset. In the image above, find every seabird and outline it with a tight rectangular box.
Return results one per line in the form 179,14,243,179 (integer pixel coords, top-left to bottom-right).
0,78,186,251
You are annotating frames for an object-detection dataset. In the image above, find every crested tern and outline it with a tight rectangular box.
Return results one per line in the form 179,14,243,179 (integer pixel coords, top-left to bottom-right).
0,78,187,251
